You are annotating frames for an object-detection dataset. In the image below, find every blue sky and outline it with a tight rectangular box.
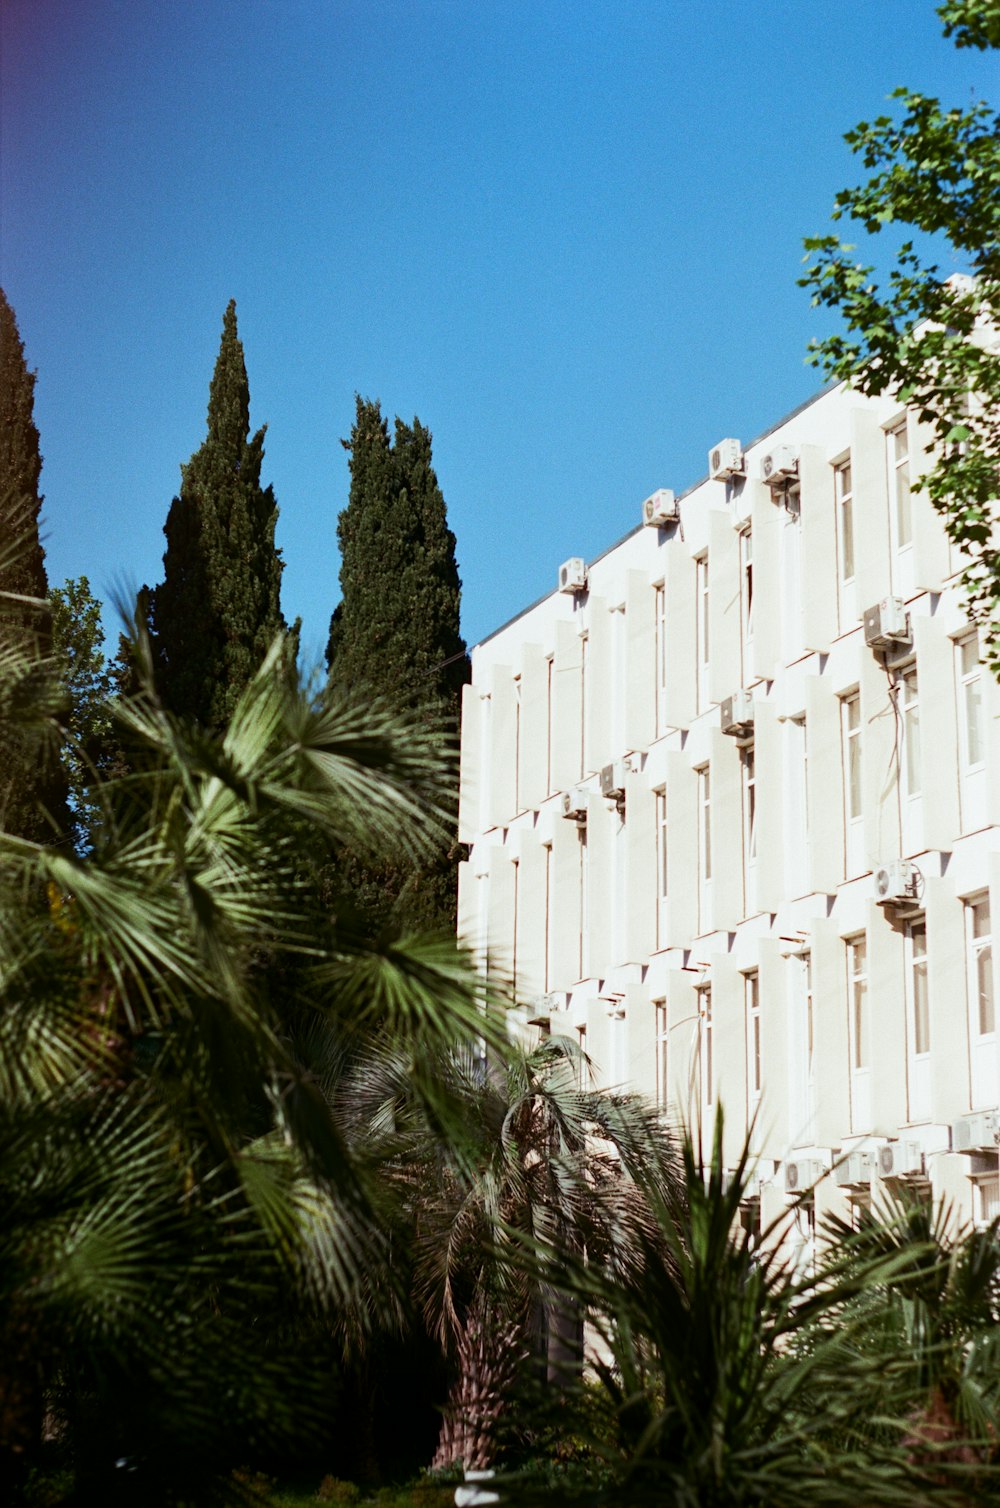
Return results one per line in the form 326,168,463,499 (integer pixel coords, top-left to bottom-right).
1,1,991,661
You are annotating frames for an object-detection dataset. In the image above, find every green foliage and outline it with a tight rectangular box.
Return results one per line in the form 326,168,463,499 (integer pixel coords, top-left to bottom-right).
50,576,119,846
0,289,67,842
0,597,505,1501
800,2,1000,667
326,399,468,935
149,301,291,729
520,1113,1000,1506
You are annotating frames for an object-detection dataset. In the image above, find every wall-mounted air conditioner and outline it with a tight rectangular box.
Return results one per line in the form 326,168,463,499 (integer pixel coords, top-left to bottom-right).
543,990,570,1015
785,1158,825,1193
709,438,744,481
863,597,911,650
600,760,627,801
558,557,588,595
761,445,798,488
873,859,920,907
877,1141,926,1179
561,789,588,823
720,689,755,739
952,1111,1000,1153
834,1152,871,1188
642,488,678,528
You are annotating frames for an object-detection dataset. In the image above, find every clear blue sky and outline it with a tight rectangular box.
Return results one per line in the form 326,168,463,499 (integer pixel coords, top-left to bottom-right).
1,1,991,661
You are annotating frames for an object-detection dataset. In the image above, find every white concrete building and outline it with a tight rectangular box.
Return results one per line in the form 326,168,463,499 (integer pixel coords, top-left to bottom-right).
457,377,1000,1243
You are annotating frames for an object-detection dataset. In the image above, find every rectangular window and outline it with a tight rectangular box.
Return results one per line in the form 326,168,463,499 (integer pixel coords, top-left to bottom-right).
576,1023,588,1090
746,971,761,1102
740,527,754,648
696,554,709,710
699,986,713,1106
888,421,912,550
580,634,588,778
655,787,669,949
849,936,869,1071
655,999,669,1110
958,632,984,771
654,584,667,736
699,767,711,883
513,676,522,813
968,896,994,1038
803,951,814,1087
842,692,862,822
578,828,588,982
910,917,929,1056
543,842,553,993
835,459,855,582
742,744,757,866
511,858,520,993
898,665,921,799
545,656,554,796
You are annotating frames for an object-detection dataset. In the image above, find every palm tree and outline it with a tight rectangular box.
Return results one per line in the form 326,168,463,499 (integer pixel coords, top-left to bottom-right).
332,1031,681,1474
0,596,502,1502
534,1112,1000,1507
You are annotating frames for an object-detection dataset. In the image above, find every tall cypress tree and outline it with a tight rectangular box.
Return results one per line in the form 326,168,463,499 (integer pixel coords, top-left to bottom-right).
150,301,288,729
0,289,66,841
327,397,468,932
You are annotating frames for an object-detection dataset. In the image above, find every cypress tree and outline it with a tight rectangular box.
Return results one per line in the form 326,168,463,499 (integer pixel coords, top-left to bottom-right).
0,289,66,841
150,301,288,728
327,398,468,932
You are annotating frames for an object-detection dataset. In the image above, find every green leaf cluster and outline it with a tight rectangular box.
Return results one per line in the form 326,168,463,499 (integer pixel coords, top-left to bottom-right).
800,2,1000,667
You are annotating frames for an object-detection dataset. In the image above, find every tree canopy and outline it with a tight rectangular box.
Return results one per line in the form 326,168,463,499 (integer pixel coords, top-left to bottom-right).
326,398,468,933
800,0,1000,666
149,300,290,728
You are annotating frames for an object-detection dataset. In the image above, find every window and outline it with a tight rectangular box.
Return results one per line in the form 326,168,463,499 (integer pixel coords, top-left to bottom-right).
849,936,869,1071
543,842,553,992
654,584,667,735
578,828,588,982
513,675,522,813
655,788,669,949
579,634,589,778
957,632,986,831
958,632,984,772
910,918,929,1056
698,765,712,932
835,459,855,582
897,665,921,799
696,555,710,710
655,999,669,1110
974,1173,1000,1227
842,692,862,822
888,421,912,550
967,897,994,1039
740,527,754,650
746,971,761,1107
511,857,520,993
848,933,870,1132
742,744,757,911
699,986,713,1106
699,767,712,883
790,950,815,1146
576,1023,588,1089
545,656,555,795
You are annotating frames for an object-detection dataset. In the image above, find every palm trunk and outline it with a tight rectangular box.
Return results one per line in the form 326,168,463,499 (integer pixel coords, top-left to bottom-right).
431,1309,524,1472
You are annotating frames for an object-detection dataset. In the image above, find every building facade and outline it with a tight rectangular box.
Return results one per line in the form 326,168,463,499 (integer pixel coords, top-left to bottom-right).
457,377,1000,1245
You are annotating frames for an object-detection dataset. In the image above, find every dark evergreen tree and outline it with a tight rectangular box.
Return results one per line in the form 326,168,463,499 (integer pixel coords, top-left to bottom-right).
0,289,66,842
327,398,468,933
149,301,289,729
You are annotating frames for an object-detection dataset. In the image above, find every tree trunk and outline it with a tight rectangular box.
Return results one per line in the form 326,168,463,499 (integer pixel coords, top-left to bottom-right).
431,1309,524,1473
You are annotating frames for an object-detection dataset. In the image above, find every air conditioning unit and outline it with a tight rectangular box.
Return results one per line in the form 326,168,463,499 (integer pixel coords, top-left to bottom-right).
760,445,798,488
877,1141,925,1180
720,689,755,739
874,859,920,907
600,760,627,800
544,990,569,1015
709,437,744,481
561,788,588,823
863,597,911,649
834,1152,871,1189
642,488,678,527
785,1158,825,1193
952,1111,1000,1153
558,557,588,595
